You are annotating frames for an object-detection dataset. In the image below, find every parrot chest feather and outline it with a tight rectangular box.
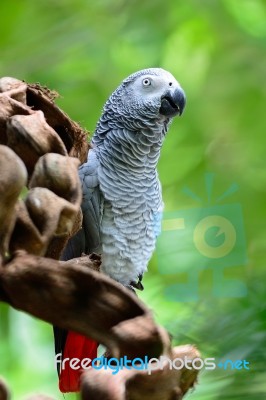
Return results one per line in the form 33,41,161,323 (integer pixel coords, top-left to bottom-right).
94,126,164,286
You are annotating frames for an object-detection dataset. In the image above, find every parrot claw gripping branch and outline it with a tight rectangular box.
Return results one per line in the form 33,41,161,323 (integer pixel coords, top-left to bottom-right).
0,75,199,400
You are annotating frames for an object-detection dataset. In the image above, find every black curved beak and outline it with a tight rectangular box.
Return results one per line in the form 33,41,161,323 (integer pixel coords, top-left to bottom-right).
160,87,186,118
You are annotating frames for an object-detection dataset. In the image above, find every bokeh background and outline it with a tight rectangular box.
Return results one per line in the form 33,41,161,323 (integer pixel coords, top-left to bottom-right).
0,0,265,399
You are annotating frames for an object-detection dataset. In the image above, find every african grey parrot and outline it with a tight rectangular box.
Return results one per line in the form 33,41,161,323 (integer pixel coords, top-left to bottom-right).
54,68,186,392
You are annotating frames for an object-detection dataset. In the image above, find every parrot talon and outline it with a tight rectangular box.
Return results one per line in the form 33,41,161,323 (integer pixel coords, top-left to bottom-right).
130,280,144,291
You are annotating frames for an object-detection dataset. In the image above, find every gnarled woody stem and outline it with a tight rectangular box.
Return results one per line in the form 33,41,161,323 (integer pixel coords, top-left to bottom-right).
0,146,28,258
0,251,166,360
0,251,199,400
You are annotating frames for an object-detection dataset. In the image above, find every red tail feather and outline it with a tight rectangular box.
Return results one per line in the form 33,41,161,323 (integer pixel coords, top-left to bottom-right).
59,331,98,393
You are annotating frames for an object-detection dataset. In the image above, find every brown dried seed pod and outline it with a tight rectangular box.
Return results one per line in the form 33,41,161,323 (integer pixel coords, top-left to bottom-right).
0,94,32,145
10,187,81,256
45,206,83,260
0,77,27,104
7,111,68,175
26,187,81,237
27,83,89,163
10,199,48,256
29,153,81,203
0,77,89,163
0,145,27,257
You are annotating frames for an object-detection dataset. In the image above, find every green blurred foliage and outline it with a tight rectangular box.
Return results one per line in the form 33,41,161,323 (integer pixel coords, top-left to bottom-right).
0,0,265,399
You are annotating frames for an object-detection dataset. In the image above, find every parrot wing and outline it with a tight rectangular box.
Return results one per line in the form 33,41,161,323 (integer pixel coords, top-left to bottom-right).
61,148,102,260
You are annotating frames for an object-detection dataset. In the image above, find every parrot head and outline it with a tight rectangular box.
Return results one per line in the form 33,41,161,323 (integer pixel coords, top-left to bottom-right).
106,68,186,123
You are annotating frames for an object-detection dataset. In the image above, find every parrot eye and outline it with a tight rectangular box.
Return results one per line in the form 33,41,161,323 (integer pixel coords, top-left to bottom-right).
142,78,152,87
